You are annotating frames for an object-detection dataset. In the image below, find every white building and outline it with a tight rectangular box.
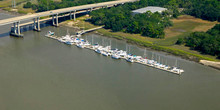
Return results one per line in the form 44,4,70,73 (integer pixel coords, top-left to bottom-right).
132,6,167,15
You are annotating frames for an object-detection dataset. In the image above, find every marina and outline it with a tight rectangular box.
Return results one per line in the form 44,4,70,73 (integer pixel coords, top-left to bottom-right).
45,31,184,75
0,0,219,109
1,22,219,110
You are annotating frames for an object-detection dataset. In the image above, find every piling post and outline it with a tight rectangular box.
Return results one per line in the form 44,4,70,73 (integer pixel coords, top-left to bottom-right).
17,21,20,35
33,18,37,30
37,17,40,31
52,15,55,26
56,14,59,27
87,9,89,14
73,10,76,21
13,22,17,34
70,12,72,20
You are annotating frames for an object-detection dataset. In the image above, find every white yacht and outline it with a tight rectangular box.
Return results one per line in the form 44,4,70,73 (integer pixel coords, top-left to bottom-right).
111,53,121,59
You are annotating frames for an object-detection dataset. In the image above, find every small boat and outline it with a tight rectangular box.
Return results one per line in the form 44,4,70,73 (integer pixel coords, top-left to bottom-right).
95,49,102,54
45,31,54,37
65,40,74,45
126,57,134,63
92,43,100,49
58,35,71,43
76,42,85,48
170,67,182,74
118,50,127,58
83,41,91,47
101,51,109,56
111,54,120,59
73,38,80,43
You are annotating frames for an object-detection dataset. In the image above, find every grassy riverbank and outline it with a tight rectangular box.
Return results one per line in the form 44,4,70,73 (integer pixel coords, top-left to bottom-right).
62,15,219,62
1,0,37,14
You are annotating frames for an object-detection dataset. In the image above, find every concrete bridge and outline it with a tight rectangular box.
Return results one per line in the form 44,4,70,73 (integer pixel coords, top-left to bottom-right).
0,0,136,37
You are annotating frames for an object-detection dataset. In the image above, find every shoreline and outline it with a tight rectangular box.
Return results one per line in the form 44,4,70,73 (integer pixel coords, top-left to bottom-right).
1,9,219,70
200,60,220,70
60,20,220,70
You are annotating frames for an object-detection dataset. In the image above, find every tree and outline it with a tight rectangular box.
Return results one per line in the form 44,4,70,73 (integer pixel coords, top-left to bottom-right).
176,38,185,45
183,24,220,58
23,2,32,8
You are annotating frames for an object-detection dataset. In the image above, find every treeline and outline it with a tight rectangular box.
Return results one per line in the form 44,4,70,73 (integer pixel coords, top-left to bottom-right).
23,0,113,12
23,0,220,21
90,0,174,38
176,24,220,58
145,0,220,22
183,0,220,22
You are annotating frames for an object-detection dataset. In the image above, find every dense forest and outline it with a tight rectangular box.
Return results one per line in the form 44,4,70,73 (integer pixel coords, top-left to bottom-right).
182,0,220,22
177,24,220,58
89,0,180,38
90,3,173,38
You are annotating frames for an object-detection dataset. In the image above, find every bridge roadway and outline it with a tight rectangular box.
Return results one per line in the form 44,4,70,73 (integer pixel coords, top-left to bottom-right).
0,0,136,26
12,9,95,27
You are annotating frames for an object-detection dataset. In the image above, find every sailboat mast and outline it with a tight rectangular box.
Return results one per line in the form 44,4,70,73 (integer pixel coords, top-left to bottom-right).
175,59,177,67
83,21,85,32
102,39,104,46
126,45,127,53
158,56,160,63
144,48,146,58
129,46,131,54
92,35,93,44
166,59,168,66
151,52,153,60
67,29,69,35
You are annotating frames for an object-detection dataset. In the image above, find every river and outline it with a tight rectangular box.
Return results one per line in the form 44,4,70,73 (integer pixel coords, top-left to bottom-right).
0,13,220,110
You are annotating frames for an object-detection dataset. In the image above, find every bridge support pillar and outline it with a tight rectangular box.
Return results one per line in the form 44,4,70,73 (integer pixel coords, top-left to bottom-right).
17,21,20,35
56,14,59,27
37,17,40,31
13,22,17,34
52,15,55,26
10,21,23,37
73,10,76,21
70,12,72,20
33,18,37,30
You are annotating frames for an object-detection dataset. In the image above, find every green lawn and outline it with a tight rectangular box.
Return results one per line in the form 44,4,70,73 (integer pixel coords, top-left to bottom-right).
154,16,217,46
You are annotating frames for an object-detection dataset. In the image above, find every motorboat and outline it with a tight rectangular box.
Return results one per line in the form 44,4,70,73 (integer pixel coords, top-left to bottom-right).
111,53,121,59
45,31,54,37
126,57,134,63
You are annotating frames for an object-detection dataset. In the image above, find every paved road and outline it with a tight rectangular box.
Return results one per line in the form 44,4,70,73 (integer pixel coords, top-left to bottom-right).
0,0,136,26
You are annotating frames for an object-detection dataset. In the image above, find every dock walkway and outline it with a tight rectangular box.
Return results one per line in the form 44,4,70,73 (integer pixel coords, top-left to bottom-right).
77,26,104,35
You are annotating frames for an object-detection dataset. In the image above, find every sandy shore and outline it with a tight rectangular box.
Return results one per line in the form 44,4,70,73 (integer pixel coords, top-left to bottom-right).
200,60,220,70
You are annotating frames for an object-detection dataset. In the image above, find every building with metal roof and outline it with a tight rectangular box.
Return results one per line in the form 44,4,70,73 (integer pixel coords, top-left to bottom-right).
132,6,167,15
